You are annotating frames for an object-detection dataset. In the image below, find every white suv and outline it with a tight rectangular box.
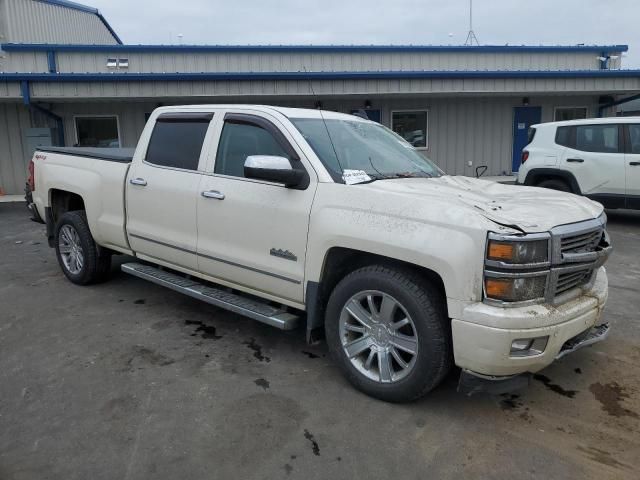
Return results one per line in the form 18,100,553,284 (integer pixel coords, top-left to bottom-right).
517,117,640,210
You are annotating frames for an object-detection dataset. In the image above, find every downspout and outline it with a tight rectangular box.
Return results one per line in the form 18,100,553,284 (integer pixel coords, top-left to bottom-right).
20,80,65,146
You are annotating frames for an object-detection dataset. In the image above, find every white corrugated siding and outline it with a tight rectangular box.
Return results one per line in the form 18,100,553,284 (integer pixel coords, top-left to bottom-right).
0,81,22,98
4,0,117,44
0,102,31,194
28,76,640,99
54,50,604,74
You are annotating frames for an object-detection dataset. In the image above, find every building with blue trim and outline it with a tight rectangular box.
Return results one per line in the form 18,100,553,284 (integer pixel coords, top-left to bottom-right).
0,0,639,194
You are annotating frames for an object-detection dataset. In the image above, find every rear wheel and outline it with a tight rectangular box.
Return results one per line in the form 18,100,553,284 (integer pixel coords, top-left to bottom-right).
537,178,571,193
325,265,451,402
55,211,111,285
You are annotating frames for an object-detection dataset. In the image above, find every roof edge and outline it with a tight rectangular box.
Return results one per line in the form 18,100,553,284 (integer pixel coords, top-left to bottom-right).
0,43,628,53
2,70,640,82
34,1,122,44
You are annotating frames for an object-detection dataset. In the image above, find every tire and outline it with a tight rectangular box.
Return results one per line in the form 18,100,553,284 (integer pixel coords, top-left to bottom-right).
537,178,571,193
325,265,452,402
55,210,111,285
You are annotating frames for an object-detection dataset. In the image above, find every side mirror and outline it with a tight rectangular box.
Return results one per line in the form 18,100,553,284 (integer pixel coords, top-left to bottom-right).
244,155,307,188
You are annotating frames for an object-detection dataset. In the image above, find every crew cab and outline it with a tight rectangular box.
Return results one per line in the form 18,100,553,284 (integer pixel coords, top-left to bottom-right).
27,105,612,402
517,117,640,210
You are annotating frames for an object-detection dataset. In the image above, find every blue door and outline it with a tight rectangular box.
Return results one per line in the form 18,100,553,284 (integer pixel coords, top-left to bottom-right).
512,106,541,172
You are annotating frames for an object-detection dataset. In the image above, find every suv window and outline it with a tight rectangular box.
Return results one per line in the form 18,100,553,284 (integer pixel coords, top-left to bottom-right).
215,119,291,178
575,124,619,153
145,113,213,170
555,126,572,147
629,124,640,154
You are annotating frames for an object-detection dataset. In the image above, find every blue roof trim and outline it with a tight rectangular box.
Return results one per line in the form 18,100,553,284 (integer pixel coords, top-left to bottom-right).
35,1,122,44
1,70,639,82
0,43,628,53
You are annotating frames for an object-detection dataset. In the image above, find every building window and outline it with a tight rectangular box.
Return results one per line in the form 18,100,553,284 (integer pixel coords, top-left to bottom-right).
74,116,120,147
391,111,428,148
554,107,588,122
106,58,117,68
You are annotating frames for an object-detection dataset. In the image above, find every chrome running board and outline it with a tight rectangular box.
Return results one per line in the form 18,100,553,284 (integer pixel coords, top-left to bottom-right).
121,262,300,330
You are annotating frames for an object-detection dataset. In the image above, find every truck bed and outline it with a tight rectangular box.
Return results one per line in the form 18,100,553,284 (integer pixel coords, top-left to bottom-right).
37,146,135,163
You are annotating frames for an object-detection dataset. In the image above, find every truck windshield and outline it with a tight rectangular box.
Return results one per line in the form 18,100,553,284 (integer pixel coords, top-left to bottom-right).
290,118,443,183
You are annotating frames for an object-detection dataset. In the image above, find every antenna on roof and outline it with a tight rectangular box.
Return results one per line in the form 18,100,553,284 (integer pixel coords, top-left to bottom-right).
464,0,480,46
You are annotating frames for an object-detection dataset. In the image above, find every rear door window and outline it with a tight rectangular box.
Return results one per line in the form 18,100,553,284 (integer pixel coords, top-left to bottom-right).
574,124,620,153
145,113,213,170
628,124,640,154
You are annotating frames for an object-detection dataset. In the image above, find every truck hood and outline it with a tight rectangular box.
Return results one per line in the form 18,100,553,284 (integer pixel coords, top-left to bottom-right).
362,176,603,233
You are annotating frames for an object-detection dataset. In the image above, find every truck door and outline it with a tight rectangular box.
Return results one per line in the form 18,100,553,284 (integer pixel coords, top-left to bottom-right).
625,123,640,209
126,112,215,271
560,123,626,208
196,111,317,304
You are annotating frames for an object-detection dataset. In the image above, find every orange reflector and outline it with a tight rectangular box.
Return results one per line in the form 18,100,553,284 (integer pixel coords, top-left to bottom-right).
488,241,515,261
485,278,513,298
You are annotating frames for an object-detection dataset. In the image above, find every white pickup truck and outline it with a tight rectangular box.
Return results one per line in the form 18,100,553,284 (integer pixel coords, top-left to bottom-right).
26,105,612,402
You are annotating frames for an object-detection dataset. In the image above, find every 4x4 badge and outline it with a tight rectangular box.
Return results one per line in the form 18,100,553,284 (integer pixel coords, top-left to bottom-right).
270,248,297,261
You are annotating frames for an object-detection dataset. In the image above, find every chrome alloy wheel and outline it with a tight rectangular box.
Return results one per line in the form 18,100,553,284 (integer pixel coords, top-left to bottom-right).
339,290,418,383
58,224,85,275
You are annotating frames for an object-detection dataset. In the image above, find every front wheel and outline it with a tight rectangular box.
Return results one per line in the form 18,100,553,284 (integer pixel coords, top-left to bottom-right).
55,211,111,285
325,266,452,402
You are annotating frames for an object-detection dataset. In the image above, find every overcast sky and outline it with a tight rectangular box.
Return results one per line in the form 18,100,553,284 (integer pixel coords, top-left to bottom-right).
90,0,640,68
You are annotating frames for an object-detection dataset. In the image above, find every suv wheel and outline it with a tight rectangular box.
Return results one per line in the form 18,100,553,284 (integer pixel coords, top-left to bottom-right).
55,210,112,285
325,265,451,402
537,178,571,193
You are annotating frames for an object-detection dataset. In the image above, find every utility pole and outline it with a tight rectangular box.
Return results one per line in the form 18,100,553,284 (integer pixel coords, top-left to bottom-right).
464,0,480,46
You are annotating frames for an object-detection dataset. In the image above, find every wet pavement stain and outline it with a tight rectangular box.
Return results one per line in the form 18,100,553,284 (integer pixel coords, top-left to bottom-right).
243,338,271,362
133,299,146,305
184,320,223,340
254,378,270,391
589,382,638,418
284,464,293,475
500,393,522,410
303,429,320,456
533,374,577,398
574,368,582,374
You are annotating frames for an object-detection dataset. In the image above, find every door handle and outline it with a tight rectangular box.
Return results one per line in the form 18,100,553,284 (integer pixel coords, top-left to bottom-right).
566,158,584,163
129,177,147,186
201,190,225,200
630,161,640,166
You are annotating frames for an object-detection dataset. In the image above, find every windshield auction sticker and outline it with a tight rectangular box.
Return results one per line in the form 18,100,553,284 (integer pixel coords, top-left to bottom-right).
342,169,372,185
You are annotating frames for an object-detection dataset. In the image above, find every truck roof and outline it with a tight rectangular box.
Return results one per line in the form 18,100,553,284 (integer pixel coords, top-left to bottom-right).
154,104,370,121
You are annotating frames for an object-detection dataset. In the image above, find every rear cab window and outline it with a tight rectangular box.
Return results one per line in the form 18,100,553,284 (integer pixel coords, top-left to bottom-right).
145,112,214,170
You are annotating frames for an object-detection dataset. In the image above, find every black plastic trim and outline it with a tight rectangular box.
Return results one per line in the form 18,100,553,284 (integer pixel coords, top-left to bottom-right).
156,112,214,123
223,113,300,161
524,168,582,195
305,281,324,344
585,193,630,210
45,207,55,247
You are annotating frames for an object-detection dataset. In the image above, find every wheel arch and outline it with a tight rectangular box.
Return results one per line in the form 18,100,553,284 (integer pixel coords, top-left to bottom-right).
305,247,448,343
46,189,87,247
523,168,582,195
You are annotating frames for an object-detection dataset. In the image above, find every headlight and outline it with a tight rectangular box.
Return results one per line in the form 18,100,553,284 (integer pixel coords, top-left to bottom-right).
484,274,548,303
486,235,549,265
484,232,551,305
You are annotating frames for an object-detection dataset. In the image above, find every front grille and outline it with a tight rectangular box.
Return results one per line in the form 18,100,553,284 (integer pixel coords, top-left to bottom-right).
560,229,603,255
555,267,594,296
